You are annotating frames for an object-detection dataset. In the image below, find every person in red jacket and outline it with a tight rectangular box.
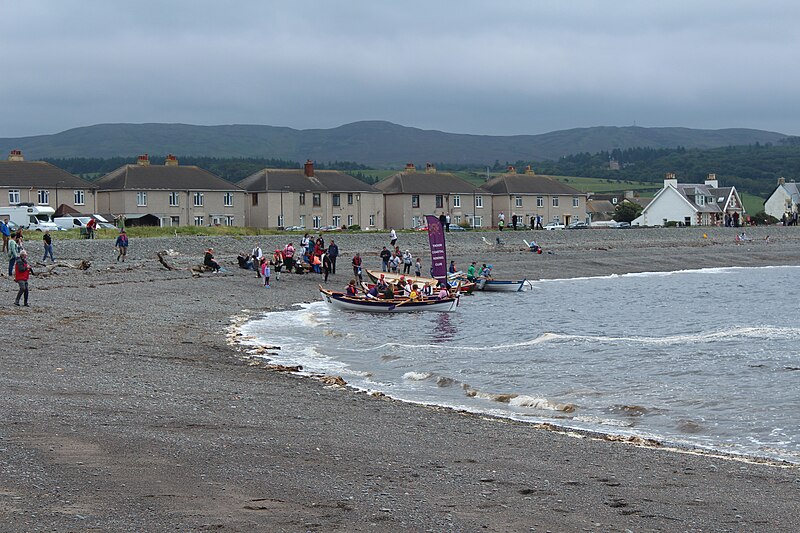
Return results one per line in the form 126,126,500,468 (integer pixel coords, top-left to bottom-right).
14,250,33,306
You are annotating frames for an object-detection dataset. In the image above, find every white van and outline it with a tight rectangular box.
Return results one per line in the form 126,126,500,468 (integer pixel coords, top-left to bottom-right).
54,216,92,230
0,204,59,232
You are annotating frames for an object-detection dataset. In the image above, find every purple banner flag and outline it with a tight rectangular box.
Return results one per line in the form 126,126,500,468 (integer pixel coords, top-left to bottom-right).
425,214,447,285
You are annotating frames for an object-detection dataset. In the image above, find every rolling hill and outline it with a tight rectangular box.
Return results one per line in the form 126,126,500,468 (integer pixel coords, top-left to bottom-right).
0,121,787,166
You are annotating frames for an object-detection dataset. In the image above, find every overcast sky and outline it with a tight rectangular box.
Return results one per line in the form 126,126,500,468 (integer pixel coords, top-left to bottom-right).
2,0,798,138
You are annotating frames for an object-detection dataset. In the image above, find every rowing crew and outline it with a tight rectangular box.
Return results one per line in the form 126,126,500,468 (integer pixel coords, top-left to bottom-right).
346,277,449,301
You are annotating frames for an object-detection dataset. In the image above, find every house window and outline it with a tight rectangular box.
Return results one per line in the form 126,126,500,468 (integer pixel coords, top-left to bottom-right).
8,190,19,205
211,215,222,226
225,216,235,226
171,216,180,226
332,194,340,207
369,214,375,226
194,215,204,226
454,215,461,225
453,195,461,208
252,193,259,206
136,191,147,206
573,196,580,208
299,193,305,205
347,215,353,226
472,215,482,228
223,192,234,207
38,190,49,205
475,195,483,208
193,192,204,207
74,190,85,205
169,192,179,207
347,193,353,205
515,196,523,208
697,195,705,206
435,195,443,209
552,197,559,207
412,216,422,228
332,215,341,227
277,215,284,227
412,195,420,208
312,216,321,229
537,196,544,207
313,193,321,207
612,197,618,204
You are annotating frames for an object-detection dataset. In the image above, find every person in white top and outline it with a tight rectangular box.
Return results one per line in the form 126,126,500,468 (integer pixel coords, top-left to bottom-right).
389,228,397,246
252,243,263,277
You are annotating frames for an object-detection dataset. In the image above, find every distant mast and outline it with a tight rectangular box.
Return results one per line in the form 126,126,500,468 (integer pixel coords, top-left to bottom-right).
425,214,447,285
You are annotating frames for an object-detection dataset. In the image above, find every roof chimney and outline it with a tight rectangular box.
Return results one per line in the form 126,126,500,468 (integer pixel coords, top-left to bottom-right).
524,165,535,175
137,154,150,166
425,162,436,174
664,172,677,189
8,149,23,162
507,165,516,174
304,159,314,177
704,173,718,188
778,176,786,186
165,154,178,166
404,163,416,172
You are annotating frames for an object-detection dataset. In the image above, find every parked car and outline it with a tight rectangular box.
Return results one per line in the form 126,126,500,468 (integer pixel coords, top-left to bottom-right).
544,221,566,230
613,221,632,229
567,221,589,229
448,224,467,231
283,225,305,231
319,225,341,232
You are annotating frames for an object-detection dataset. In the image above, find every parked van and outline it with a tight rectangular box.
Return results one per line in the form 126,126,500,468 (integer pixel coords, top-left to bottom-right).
54,216,92,230
0,203,59,232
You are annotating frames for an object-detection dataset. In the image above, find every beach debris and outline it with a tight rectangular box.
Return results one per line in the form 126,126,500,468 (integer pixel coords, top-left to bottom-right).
263,363,302,373
189,264,215,277
156,251,177,271
319,375,347,387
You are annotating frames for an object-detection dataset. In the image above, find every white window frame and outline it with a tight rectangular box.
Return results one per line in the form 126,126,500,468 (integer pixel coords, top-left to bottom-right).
332,215,341,227
223,192,234,207
412,215,422,228
369,214,375,226
475,195,483,209
137,191,147,207
277,215,284,227
194,215,204,226
347,215,353,226
347,193,353,205
453,195,461,208
193,192,204,207
472,215,482,228
332,194,340,207
74,189,85,205
454,215,461,225
515,196,523,208
38,190,49,205
572,196,580,208
312,216,321,229
299,215,305,228
411,195,419,208
8,189,20,205
537,196,544,207
552,197,559,207
169,191,180,207
224,216,235,226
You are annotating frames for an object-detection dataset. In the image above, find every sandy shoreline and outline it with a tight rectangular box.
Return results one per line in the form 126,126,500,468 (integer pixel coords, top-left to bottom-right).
2,227,800,532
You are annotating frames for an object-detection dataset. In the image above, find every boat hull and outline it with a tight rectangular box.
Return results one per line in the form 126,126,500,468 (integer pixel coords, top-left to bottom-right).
476,279,530,292
319,288,458,313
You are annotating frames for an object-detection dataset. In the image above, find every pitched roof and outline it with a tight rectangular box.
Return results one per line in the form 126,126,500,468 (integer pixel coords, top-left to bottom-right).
237,169,378,193
95,164,242,191
376,171,482,194
0,161,97,189
586,199,615,214
481,174,584,195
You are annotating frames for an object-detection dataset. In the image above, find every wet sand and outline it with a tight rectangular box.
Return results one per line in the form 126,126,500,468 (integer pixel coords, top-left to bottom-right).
1,227,799,532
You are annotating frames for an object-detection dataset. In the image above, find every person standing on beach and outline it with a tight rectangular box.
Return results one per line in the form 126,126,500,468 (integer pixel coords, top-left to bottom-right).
283,242,295,272
352,252,362,280
42,230,54,262
252,243,263,277
402,249,413,274
0,218,9,253
115,230,128,262
327,240,338,274
414,257,422,277
13,250,32,306
322,251,332,282
7,235,21,277
379,246,391,272
389,228,397,247
261,258,271,288
439,213,447,231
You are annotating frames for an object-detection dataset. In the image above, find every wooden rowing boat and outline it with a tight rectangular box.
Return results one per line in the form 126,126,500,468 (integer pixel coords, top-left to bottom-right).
319,286,459,313
365,269,476,294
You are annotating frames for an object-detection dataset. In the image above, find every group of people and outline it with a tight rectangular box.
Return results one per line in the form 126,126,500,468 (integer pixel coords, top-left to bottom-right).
346,273,450,301
377,245,418,275
231,234,341,286
1,224,33,306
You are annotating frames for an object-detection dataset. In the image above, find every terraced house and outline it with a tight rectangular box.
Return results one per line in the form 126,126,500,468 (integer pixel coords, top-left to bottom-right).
481,166,587,227
238,160,383,230
0,149,97,215
95,154,246,226
376,163,485,229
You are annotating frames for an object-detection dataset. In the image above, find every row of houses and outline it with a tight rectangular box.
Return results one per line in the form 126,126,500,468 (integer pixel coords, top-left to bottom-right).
0,151,589,229
8,148,794,229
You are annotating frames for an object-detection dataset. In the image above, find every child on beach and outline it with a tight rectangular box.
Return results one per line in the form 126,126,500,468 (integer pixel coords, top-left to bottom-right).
261,258,271,287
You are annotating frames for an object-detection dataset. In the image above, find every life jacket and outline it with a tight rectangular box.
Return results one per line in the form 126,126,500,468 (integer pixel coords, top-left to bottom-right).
14,259,30,282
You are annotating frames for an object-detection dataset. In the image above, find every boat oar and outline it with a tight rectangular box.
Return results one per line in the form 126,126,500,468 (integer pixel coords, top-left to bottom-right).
387,298,414,311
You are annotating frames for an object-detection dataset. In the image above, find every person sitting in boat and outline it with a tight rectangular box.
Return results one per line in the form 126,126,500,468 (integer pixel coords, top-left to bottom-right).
365,284,380,299
421,282,433,297
409,284,422,301
346,279,359,297
436,282,449,300
402,279,413,297
382,282,395,300
376,273,389,293
448,260,457,274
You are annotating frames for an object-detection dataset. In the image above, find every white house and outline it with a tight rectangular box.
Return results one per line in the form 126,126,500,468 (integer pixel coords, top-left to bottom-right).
764,177,799,221
632,173,745,227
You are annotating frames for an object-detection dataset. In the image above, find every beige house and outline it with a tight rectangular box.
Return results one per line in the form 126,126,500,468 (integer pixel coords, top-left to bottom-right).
376,163,485,229
238,160,383,230
95,154,246,226
0,149,98,215
481,166,588,227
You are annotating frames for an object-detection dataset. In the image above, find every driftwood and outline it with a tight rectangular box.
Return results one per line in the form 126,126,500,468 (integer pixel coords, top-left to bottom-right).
156,251,177,271
189,264,215,277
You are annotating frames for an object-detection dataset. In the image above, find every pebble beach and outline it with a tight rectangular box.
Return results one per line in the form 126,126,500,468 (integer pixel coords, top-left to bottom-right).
2,226,800,532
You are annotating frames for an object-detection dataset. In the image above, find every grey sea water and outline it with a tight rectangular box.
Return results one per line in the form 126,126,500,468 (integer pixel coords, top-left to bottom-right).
241,266,800,464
